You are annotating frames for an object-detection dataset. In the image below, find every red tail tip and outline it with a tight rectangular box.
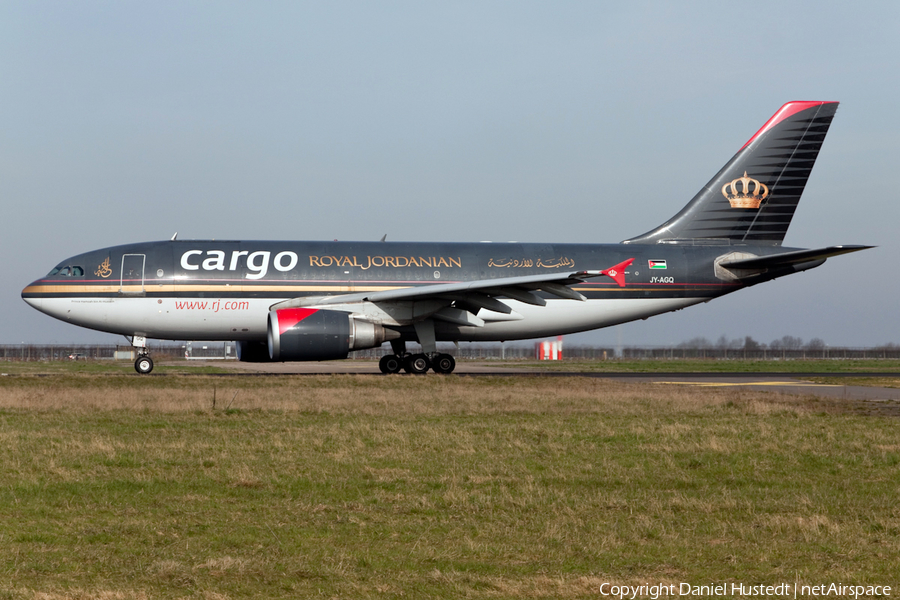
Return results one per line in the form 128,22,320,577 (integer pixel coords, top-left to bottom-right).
741,101,839,150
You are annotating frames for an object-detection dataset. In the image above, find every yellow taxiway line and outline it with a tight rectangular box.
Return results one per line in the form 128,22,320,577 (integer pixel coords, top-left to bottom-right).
652,381,843,388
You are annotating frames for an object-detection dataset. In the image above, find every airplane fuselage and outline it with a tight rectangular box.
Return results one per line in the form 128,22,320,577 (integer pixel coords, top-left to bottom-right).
23,239,797,342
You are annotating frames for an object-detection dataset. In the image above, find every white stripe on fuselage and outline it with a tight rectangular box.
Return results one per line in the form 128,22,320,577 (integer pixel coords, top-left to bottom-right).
30,296,706,342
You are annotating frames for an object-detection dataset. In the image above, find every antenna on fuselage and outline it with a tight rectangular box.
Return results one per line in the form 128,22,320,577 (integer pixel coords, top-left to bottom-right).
170,232,178,241
380,234,387,242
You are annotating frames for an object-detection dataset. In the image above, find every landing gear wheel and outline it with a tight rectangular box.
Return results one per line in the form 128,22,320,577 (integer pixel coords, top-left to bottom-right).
431,353,456,374
403,353,430,375
134,355,154,374
379,354,403,374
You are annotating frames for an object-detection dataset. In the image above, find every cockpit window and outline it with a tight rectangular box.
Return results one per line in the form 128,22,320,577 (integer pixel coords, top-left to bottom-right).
48,265,84,277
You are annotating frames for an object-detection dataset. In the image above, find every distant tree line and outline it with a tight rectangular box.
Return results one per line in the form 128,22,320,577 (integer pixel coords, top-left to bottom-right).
674,335,885,352
675,335,900,352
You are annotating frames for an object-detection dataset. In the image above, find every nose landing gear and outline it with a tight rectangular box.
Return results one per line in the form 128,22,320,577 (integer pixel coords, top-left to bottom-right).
130,335,154,374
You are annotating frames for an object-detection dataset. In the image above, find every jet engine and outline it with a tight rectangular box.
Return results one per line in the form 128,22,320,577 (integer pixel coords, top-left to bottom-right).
265,308,397,362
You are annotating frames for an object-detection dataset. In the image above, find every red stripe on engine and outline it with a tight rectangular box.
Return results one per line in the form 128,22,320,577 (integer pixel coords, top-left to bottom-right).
276,308,318,335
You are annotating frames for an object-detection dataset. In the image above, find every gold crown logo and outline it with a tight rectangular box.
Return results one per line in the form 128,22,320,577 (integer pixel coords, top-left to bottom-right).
721,171,768,209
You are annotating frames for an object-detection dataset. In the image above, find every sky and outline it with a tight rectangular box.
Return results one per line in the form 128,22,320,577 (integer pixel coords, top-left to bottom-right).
2,1,897,348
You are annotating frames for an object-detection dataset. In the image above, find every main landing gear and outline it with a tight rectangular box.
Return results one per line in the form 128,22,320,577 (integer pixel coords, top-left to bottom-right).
379,338,455,374
378,352,456,374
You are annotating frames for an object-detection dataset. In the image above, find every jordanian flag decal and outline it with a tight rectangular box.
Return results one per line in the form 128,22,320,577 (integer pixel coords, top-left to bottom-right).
648,260,667,269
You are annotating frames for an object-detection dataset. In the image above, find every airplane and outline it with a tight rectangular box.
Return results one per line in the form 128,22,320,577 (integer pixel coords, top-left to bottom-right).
22,101,871,375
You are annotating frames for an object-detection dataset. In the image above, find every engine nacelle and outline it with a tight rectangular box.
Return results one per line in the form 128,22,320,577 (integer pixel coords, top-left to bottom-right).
267,308,397,361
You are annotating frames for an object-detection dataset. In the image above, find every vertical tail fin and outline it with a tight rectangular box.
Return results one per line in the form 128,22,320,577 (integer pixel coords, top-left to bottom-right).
624,101,839,246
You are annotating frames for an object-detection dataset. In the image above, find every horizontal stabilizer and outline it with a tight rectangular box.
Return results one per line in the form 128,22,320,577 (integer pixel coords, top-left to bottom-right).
718,245,873,270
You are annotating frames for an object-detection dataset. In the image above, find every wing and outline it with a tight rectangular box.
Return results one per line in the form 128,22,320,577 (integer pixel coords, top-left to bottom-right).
270,258,635,328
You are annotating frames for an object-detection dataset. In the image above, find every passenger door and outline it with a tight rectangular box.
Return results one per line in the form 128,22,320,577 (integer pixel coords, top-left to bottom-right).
120,254,146,295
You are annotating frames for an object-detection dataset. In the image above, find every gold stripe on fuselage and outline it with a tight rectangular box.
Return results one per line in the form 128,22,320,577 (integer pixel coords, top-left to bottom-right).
22,284,410,295
23,282,698,296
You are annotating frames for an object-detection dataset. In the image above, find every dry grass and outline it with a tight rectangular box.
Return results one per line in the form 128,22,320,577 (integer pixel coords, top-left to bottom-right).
0,373,813,415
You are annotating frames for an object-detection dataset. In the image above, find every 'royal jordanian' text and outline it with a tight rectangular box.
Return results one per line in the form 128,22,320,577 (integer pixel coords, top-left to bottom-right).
309,255,461,270
180,250,461,280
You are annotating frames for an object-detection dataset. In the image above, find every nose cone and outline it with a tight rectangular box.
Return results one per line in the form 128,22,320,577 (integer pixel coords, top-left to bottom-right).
22,281,43,312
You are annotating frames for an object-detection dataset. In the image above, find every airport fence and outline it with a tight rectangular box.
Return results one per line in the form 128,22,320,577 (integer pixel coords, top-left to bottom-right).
0,344,189,362
3,343,900,362
619,346,900,360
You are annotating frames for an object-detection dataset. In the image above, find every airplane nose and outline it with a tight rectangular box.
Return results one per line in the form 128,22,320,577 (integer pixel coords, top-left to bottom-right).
22,282,43,311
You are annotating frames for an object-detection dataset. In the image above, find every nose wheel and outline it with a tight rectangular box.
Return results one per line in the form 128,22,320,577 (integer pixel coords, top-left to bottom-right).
128,335,155,374
134,354,154,374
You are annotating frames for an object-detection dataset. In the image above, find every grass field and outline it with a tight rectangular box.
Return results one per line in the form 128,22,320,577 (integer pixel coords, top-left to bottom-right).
0,371,898,598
